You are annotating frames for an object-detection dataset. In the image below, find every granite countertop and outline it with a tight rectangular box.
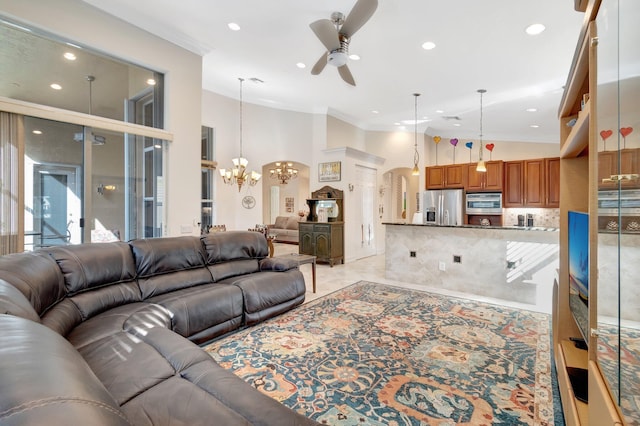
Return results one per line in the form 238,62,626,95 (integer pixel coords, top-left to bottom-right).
382,222,558,232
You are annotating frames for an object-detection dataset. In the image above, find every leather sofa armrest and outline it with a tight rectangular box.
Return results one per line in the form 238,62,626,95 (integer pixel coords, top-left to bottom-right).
259,257,299,272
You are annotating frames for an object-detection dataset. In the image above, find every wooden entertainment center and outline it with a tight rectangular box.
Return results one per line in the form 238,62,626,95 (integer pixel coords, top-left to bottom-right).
555,1,639,425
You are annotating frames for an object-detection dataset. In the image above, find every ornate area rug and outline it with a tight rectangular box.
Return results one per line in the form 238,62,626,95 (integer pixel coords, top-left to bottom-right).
204,281,556,425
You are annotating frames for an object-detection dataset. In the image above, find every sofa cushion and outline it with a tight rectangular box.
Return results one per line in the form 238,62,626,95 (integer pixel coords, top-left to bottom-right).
0,279,41,322
202,231,267,281
221,269,306,326
202,231,268,263
147,284,243,343
273,216,288,229
66,302,173,351
0,251,65,316
129,236,212,299
286,216,300,229
46,243,142,332
117,326,319,426
0,314,130,426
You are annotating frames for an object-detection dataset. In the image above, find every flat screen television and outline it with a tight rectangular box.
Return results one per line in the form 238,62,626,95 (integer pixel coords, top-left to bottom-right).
567,210,589,402
568,210,589,341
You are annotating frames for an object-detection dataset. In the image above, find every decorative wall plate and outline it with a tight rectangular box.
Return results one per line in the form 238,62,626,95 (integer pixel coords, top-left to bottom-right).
242,195,256,209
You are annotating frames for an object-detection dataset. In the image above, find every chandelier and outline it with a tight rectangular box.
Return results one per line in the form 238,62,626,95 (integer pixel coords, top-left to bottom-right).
269,161,298,184
411,93,420,176
219,77,261,191
476,89,487,172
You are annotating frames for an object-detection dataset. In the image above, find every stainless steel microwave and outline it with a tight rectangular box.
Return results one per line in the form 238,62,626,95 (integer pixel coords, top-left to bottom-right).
598,189,640,216
465,192,503,215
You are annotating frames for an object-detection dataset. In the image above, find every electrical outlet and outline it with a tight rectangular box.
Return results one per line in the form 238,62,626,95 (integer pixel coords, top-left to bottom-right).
439,261,446,271
410,251,416,258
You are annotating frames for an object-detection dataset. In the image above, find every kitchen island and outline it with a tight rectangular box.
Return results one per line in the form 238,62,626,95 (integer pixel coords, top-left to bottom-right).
384,222,559,307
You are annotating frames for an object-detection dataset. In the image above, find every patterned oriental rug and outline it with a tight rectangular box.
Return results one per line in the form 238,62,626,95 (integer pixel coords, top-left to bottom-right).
204,281,557,425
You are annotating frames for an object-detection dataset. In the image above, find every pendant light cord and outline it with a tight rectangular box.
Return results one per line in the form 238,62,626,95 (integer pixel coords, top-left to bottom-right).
478,89,486,161
414,93,420,164
239,77,244,158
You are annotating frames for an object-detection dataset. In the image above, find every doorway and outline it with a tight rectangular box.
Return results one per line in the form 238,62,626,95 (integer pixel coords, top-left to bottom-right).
32,164,81,247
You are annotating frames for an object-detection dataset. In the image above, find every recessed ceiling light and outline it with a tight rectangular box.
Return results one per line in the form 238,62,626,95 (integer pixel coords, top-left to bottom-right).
227,22,241,31
525,24,545,35
401,119,428,125
296,62,306,69
525,108,537,112
530,124,540,128
146,78,156,85
63,52,76,61
394,122,401,126
435,109,444,114
50,83,62,90
422,41,436,50
371,110,379,114
32,130,42,135
349,54,360,60
453,123,461,127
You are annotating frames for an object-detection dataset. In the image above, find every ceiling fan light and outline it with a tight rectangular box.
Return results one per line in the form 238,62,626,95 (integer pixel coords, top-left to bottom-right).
411,164,420,176
327,51,348,67
476,160,487,172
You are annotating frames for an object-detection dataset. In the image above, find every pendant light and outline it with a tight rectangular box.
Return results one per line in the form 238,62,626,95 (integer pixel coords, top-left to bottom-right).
476,89,487,172
411,93,420,176
219,78,262,191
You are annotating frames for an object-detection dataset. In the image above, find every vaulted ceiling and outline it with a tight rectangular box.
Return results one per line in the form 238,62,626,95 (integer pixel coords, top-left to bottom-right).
82,1,585,143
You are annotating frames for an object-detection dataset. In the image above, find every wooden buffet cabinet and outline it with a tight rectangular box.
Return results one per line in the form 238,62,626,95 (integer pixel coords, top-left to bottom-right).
299,186,344,267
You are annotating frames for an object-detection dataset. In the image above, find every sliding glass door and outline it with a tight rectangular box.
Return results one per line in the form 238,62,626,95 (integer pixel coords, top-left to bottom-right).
22,116,167,250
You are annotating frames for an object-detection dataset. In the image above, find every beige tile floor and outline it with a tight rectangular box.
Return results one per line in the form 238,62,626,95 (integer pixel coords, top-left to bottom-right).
273,243,553,315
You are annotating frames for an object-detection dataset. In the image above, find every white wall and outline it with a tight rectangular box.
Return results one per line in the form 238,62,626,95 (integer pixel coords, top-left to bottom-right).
202,90,315,230
1,0,203,237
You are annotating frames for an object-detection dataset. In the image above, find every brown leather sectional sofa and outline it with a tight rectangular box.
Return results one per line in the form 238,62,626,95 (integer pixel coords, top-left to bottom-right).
0,231,320,425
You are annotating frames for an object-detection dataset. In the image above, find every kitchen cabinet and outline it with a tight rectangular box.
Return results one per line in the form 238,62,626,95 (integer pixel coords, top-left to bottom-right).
425,164,466,189
299,222,344,266
545,157,560,207
503,158,559,207
466,160,503,192
597,148,638,189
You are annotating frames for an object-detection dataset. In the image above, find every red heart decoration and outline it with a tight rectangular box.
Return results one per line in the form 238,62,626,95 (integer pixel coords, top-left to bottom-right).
485,143,495,152
600,129,613,140
620,127,633,138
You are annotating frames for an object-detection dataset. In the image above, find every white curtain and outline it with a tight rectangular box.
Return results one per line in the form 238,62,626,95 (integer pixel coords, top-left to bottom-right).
0,112,24,254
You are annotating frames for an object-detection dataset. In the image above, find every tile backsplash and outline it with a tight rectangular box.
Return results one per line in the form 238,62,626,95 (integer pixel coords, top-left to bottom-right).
503,208,560,228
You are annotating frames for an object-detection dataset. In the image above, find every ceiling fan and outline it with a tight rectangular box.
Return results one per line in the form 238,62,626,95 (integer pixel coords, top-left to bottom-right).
309,0,378,86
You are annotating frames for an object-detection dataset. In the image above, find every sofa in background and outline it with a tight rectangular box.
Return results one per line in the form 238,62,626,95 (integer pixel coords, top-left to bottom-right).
267,216,302,244
0,231,319,426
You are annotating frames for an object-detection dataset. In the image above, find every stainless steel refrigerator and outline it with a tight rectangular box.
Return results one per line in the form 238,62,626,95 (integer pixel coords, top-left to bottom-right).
422,189,464,226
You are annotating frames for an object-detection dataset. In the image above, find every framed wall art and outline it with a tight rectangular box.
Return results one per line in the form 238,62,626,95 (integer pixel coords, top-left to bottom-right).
285,196,294,213
318,161,341,182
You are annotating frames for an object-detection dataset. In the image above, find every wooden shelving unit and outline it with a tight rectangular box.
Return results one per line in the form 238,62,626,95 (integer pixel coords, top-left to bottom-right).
554,1,626,424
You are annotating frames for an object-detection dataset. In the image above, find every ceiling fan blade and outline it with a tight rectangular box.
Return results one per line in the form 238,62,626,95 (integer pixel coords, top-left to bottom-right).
340,0,378,37
311,53,328,75
309,19,340,52
338,64,356,86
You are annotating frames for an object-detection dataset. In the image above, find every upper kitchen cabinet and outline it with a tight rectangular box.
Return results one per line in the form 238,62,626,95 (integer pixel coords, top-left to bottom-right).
425,164,466,189
597,148,639,189
466,160,503,192
503,158,559,207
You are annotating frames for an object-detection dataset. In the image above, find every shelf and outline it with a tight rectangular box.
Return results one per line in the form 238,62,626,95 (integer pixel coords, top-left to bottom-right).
557,340,589,425
560,101,590,159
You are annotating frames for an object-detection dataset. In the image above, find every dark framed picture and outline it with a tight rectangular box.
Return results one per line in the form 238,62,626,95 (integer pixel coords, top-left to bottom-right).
319,161,341,182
